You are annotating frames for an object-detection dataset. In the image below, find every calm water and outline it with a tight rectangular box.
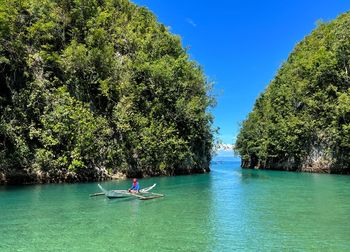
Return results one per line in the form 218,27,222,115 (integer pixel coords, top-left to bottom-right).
1,161,350,251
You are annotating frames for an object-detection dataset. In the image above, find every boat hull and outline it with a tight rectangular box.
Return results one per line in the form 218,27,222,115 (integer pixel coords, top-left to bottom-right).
96,183,163,200
106,194,130,199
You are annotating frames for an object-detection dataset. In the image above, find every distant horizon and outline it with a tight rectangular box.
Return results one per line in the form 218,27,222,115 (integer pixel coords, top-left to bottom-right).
213,147,239,161
212,155,240,162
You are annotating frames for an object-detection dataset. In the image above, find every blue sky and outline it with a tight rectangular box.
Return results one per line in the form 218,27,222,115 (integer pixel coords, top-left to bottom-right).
133,0,350,144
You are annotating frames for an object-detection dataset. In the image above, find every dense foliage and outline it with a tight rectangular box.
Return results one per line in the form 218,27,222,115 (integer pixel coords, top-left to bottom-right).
235,12,350,173
0,0,214,183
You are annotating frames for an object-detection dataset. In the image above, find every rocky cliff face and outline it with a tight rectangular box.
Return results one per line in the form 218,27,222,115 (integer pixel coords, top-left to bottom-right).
0,168,125,185
241,149,350,174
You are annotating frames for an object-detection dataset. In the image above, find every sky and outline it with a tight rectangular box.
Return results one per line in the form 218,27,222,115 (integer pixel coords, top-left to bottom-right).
132,0,350,145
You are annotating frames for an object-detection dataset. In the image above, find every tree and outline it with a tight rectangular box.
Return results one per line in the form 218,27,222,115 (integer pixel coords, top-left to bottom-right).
235,12,350,173
0,0,214,184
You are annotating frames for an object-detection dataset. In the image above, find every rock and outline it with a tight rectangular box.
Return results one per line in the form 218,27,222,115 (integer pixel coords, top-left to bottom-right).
111,172,127,180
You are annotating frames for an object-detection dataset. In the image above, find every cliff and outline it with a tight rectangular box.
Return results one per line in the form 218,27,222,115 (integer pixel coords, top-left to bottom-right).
0,0,214,184
235,12,350,174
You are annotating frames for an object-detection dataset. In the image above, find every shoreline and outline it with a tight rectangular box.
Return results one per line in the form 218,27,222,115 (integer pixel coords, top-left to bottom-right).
241,165,350,175
0,167,210,186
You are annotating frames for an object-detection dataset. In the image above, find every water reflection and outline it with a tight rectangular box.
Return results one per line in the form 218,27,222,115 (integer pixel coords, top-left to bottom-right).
1,162,350,251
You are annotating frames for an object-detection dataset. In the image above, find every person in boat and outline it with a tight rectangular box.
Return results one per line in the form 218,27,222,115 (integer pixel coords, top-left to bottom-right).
128,178,140,193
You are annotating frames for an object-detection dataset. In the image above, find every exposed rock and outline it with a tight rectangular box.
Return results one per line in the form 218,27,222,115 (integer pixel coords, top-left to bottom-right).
0,168,126,185
110,172,127,180
241,156,350,174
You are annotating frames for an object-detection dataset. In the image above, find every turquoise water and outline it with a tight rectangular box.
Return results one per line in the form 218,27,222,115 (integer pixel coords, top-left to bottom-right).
1,161,350,251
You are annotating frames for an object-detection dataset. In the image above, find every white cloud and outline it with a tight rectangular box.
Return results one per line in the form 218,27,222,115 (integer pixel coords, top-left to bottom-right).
186,18,197,27
217,143,234,151
214,144,235,158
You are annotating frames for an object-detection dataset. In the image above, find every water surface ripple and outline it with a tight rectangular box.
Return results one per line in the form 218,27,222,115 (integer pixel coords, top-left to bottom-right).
1,161,350,251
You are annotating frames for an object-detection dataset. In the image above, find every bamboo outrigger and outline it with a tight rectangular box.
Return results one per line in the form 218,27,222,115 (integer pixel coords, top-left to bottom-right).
90,183,164,200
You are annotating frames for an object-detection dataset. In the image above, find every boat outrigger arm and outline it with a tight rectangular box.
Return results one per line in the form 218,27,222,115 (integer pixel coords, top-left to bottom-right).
90,183,164,200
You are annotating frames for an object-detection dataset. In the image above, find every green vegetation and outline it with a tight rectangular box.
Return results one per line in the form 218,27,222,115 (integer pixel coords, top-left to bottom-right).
0,0,214,183
235,12,350,173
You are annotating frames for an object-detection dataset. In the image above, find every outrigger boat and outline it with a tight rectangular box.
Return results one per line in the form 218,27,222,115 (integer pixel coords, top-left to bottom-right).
90,183,164,200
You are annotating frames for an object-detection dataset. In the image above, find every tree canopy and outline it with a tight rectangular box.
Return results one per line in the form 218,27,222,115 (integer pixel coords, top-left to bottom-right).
0,0,214,183
235,12,350,173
